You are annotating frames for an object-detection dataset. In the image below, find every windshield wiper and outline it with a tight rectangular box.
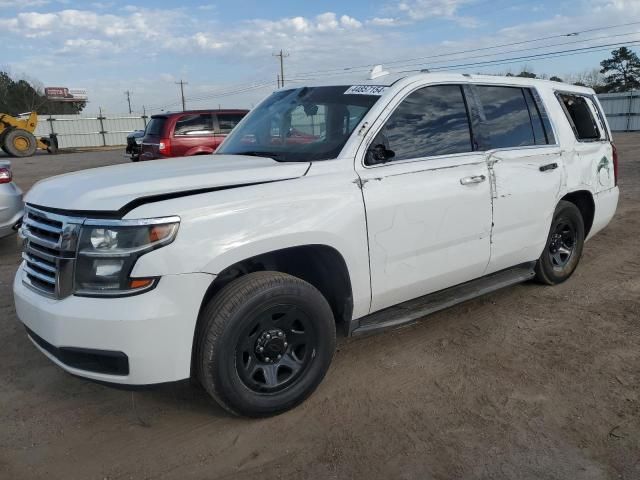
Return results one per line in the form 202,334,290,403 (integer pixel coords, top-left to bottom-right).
234,151,284,160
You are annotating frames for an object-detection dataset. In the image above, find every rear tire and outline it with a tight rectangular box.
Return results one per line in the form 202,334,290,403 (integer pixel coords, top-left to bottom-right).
535,200,585,285
3,129,37,157
197,271,336,417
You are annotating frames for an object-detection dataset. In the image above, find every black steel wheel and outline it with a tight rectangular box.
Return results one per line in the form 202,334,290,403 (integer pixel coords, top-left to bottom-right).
197,271,336,417
535,200,585,285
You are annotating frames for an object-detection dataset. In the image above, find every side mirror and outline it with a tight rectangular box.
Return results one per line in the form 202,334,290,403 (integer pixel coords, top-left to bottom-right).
367,144,395,165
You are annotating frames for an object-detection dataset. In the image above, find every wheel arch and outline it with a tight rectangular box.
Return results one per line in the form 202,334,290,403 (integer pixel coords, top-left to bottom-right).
561,190,595,237
185,146,214,156
191,244,354,374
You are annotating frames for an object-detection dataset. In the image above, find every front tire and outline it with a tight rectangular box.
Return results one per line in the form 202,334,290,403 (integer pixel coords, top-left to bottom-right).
535,200,585,285
197,271,336,417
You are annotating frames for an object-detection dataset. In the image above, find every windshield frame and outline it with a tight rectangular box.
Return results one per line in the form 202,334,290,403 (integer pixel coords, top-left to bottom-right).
215,86,383,162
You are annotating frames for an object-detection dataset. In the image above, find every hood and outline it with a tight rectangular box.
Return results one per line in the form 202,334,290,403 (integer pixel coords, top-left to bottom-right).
26,155,310,213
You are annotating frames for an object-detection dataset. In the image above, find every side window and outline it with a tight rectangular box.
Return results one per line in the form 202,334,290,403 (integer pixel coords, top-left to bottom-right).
217,113,246,134
474,86,535,149
174,114,213,136
530,89,556,144
558,94,600,140
523,89,548,145
369,84,472,163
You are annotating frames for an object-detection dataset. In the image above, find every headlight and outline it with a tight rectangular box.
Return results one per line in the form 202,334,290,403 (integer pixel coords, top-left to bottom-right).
74,217,179,297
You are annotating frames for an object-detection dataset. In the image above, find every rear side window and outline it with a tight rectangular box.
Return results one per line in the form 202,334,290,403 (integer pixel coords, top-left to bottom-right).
217,113,245,134
371,84,472,162
558,93,602,141
474,86,535,149
174,113,214,136
145,117,166,136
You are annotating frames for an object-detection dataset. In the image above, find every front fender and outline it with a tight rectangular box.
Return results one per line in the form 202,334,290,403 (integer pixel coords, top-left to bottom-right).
126,171,372,319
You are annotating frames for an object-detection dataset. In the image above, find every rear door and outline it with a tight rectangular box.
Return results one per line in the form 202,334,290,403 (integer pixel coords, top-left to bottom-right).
172,113,215,156
469,85,563,273
356,84,493,312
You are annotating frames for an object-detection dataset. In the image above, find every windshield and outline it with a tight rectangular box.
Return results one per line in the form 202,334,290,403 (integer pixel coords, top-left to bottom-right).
216,86,381,162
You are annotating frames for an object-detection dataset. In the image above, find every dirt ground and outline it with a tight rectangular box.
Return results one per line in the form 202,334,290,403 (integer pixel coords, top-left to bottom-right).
0,139,638,480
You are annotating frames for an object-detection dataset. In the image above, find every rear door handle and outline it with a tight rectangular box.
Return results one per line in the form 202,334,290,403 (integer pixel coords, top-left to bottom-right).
540,163,558,172
460,175,486,185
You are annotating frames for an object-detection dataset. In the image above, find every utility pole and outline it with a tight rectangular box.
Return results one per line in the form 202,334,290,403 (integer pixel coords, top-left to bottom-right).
273,50,289,88
124,90,132,114
175,80,188,111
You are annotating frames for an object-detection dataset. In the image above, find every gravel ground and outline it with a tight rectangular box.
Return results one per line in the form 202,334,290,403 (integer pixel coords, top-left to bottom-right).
0,139,638,480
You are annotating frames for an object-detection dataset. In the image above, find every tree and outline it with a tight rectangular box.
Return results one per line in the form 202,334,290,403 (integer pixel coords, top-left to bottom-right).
599,47,640,92
517,70,537,79
0,70,86,116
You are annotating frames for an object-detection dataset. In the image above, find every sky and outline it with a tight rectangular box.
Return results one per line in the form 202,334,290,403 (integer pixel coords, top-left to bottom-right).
1,0,640,114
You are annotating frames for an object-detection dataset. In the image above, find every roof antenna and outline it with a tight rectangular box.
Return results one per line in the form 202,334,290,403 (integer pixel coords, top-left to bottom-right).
369,65,390,80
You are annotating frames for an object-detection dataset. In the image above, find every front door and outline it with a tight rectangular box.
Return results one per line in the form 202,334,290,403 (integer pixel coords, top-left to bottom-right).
356,84,493,313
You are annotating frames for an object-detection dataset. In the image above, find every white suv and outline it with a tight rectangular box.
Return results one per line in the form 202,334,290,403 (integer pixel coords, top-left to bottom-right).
14,71,619,416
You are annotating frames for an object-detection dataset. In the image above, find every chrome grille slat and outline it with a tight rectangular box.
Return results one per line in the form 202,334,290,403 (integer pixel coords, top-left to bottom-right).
25,218,63,235
23,263,56,285
22,252,57,273
21,206,83,299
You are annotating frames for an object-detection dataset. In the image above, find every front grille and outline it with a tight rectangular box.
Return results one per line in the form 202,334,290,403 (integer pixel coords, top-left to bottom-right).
21,206,82,299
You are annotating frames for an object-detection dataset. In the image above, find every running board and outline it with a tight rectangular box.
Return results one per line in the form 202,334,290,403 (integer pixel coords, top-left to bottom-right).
351,262,536,336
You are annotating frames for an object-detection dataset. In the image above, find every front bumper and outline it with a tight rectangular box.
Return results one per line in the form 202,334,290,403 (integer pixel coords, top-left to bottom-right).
0,182,24,239
14,266,214,385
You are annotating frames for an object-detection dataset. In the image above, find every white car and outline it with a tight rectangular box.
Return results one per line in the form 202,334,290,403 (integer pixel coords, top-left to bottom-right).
14,71,618,417
0,160,24,239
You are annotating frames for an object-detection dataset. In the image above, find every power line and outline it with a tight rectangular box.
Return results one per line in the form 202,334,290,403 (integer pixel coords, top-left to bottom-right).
287,20,640,79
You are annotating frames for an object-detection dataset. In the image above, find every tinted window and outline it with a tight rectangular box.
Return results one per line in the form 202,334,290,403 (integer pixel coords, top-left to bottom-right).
523,89,547,145
217,113,246,134
370,85,472,163
530,89,556,144
174,113,213,136
559,94,600,140
145,117,166,136
474,86,535,149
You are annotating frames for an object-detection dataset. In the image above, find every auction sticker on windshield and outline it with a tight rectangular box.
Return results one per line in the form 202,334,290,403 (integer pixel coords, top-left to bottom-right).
344,85,388,95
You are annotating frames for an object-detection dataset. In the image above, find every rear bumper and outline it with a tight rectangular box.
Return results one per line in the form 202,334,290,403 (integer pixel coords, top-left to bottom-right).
587,186,619,241
14,267,214,385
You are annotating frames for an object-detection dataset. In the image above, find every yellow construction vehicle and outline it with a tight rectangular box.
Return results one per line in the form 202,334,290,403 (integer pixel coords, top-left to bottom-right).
0,112,57,158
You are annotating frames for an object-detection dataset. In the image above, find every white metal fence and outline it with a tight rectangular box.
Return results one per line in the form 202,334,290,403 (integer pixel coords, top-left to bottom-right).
33,114,147,149
597,92,640,132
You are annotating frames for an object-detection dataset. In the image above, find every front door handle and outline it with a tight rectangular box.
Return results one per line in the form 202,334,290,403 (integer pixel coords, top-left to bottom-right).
540,162,558,172
460,175,486,185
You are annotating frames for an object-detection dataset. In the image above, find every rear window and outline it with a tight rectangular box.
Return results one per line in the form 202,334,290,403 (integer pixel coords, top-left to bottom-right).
558,93,602,141
145,117,166,136
217,113,246,134
174,113,214,136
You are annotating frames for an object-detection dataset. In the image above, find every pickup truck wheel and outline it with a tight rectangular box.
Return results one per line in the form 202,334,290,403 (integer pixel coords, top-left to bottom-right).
535,200,585,285
197,271,336,417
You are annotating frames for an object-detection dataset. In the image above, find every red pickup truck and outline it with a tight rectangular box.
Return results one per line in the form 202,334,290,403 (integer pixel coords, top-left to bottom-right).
140,109,248,160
